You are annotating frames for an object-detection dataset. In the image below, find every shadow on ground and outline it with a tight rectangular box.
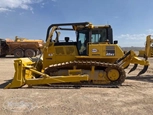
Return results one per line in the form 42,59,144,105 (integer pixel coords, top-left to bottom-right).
126,75,153,83
0,80,122,89
2,76,153,89
0,79,12,89
0,55,16,59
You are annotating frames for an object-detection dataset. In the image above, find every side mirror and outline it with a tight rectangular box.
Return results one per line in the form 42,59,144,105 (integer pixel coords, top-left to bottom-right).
114,40,118,44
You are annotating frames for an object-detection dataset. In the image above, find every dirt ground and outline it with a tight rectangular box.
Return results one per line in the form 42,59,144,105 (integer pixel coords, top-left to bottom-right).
0,55,153,115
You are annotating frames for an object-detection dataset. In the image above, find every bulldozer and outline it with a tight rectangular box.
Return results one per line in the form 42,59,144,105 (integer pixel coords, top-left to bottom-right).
4,22,150,89
138,35,153,58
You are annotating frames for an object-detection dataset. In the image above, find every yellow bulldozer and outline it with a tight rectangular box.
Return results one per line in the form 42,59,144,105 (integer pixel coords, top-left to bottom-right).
138,35,153,58
5,22,150,89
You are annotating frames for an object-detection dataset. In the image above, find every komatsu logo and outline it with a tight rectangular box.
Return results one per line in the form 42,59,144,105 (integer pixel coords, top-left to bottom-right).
92,49,98,52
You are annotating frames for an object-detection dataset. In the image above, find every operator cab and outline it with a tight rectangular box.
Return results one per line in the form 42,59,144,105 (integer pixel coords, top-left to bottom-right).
46,22,118,56
77,26,115,55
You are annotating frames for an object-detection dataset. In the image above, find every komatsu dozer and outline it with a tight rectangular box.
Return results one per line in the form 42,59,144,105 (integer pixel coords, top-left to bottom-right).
5,22,150,89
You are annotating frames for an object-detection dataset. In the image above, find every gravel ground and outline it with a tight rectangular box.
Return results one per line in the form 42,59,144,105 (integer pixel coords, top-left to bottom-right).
0,55,153,115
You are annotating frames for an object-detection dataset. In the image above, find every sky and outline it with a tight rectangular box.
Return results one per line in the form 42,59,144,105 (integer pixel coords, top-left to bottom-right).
0,0,153,47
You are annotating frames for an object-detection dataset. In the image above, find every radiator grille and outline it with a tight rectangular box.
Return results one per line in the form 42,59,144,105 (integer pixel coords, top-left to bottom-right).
55,47,64,55
65,47,75,55
106,46,115,50
106,46,115,56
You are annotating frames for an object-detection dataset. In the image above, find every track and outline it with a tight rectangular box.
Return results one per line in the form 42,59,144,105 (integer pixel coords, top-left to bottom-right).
44,60,126,88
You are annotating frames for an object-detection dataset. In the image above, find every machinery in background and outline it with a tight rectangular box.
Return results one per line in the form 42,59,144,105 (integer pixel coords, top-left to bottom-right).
4,22,150,89
0,36,44,58
138,35,153,58
14,36,44,46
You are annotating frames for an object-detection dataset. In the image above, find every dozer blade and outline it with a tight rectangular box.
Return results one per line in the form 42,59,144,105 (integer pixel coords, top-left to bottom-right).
128,64,138,74
5,58,89,89
137,65,148,76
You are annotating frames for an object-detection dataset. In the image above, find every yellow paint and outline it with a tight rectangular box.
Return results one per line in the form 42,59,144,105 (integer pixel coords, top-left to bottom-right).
107,69,120,81
5,22,150,89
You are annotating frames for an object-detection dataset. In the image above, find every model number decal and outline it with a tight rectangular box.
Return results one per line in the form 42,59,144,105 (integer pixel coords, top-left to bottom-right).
106,53,115,56
106,50,115,56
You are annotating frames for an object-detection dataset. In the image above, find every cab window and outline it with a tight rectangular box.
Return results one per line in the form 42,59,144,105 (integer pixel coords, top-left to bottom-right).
77,30,88,55
91,29,107,43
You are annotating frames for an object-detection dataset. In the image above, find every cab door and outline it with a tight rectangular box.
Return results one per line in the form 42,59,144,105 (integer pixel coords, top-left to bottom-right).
77,30,89,56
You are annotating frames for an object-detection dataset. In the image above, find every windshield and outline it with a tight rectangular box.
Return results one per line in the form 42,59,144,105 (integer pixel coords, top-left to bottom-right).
91,28,107,43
